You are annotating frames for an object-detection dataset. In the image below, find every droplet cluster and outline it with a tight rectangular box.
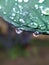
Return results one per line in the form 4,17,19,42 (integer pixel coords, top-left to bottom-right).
0,0,49,34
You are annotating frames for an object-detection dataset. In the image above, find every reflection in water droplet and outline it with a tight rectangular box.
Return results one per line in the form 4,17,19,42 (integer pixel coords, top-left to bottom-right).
0,6,2,9
33,31,39,37
44,8,49,15
24,0,29,3
41,8,49,15
38,0,44,3
35,4,38,9
18,0,22,3
19,19,25,23
15,28,23,34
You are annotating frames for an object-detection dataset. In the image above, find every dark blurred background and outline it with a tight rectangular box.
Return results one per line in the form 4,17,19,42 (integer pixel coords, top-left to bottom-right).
0,17,49,65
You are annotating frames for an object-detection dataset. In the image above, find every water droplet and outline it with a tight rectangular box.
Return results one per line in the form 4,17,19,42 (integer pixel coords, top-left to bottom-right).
15,28,23,34
15,3,17,5
41,8,49,15
0,6,2,9
29,22,38,28
13,8,16,12
33,31,39,37
24,0,29,3
10,16,14,20
38,0,44,3
35,4,38,9
18,0,22,3
39,6,43,9
18,5,23,9
3,12,6,14
19,19,25,23
14,19,16,21
12,13,15,16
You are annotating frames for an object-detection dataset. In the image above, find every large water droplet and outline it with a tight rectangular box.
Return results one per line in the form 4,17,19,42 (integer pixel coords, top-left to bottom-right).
41,8,49,15
15,28,23,34
33,31,39,37
38,0,44,3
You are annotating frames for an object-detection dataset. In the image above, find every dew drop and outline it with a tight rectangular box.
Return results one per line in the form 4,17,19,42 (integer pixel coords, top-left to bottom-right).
15,3,17,5
10,16,14,20
38,0,44,3
19,19,25,23
35,4,38,9
13,8,16,12
3,12,6,14
18,0,22,3
0,6,2,9
12,13,15,16
14,19,16,21
24,0,29,2
33,31,39,37
15,28,23,34
41,8,49,15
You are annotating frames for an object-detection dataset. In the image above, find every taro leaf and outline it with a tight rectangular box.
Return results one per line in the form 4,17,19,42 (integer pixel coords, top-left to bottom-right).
0,0,49,34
